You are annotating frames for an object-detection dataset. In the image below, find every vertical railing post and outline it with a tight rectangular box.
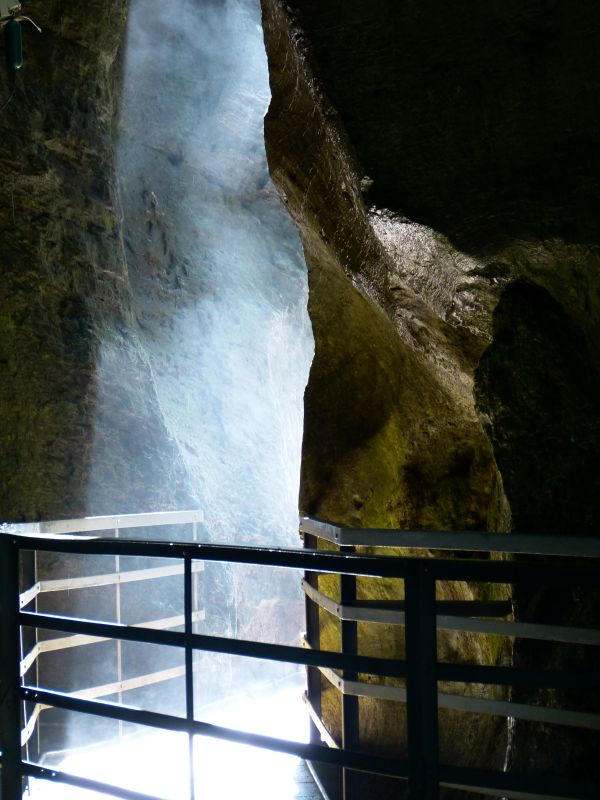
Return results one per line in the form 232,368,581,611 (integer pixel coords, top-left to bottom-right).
184,552,196,800
303,530,322,746
0,535,23,800
404,562,439,800
114,526,123,741
192,522,199,630
340,549,359,800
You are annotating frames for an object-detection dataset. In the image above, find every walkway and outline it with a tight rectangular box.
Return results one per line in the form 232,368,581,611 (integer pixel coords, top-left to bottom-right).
26,680,322,800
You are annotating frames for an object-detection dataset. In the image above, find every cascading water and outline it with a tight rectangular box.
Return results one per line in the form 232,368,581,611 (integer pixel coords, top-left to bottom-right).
94,0,314,547
27,0,315,796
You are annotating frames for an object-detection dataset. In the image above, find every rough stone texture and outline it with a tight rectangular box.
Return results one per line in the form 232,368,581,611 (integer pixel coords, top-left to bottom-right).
0,0,193,521
1,0,598,791
260,2,510,794
278,0,600,250
0,0,196,756
0,0,313,762
260,0,600,793
261,1,508,535
475,281,600,782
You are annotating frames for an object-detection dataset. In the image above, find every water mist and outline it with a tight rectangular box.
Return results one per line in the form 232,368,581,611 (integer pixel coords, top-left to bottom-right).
29,0,315,796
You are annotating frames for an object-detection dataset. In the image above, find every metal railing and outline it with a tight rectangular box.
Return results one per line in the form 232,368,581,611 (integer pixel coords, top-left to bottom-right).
0,517,599,800
2,511,205,756
300,518,600,800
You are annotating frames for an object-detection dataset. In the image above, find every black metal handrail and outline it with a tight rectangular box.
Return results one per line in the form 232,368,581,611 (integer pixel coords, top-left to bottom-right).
1,531,599,800
301,521,600,800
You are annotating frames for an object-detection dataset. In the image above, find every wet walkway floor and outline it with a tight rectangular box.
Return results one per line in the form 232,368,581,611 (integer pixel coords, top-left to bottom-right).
27,682,323,800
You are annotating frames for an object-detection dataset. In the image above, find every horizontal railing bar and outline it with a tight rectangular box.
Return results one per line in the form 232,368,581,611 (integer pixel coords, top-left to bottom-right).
20,661,198,746
299,698,589,800
318,668,600,729
435,615,600,647
19,611,409,679
301,517,600,558
22,610,600,688
436,660,600,689
68,664,187,700
7,536,420,575
422,557,599,585
303,581,600,645
22,761,167,800
8,753,585,800
346,598,513,617
299,634,599,689
438,762,593,800
304,580,494,626
303,580,512,618
7,536,600,584
20,687,411,778
2,509,204,535
35,562,204,594
438,689,600,731
303,635,600,706
20,612,205,677
16,689,592,800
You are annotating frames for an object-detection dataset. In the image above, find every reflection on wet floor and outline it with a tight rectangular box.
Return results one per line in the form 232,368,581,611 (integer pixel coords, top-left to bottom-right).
27,681,323,800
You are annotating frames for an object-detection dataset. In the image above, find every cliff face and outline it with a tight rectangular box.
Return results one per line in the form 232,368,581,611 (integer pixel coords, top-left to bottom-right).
2,0,599,790
0,0,312,533
260,0,600,790
1,0,313,759
261,0,509,536
261,0,600,534
0,0,194,520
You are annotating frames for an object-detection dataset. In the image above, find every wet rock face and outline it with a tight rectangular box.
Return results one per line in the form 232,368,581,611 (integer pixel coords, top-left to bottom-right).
0,0,192,519
261,0,510,790
278,0,600,249
260,0,600,790
0,0,125,519
261,0,507,536
476,280,600,536
475,281,600,781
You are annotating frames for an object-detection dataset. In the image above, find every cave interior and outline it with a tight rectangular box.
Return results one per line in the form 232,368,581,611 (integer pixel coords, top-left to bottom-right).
1,1,599,799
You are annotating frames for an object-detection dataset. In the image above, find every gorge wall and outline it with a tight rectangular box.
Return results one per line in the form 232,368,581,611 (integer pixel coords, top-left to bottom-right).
0,0,313,540
1,0,599,795
0,0,313,760
260,0,600,794
0,0,136,520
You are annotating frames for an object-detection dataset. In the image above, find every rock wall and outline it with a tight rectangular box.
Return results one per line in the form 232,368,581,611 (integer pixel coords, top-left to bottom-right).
261,0,508,535
0,0,193,521
476,280,600,780
0,0,196,756
0,0,313,758
260,0,600,793
2,0,599,790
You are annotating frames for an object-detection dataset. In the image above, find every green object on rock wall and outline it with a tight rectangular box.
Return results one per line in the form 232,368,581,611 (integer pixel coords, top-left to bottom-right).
5,19,22,69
